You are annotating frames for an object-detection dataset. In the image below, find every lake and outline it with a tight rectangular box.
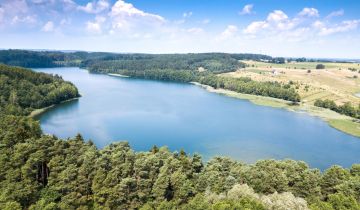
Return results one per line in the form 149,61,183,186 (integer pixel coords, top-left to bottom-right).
34,67,360,170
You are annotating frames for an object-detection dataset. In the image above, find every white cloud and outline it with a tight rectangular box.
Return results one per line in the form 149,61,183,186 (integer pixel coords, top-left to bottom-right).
5,0,29,14
62,0,77,11
183,12,193,18
243,7,360,40
298,8,319,17
312,20,324,29
239,4,254,15
267,10,288,22
0,0,29,22
110,0,165,30
244,10,296,34
326,9,344,19
315,20,360,36
187,27,203,35
78,0,110,14
218,25,238,40
11,15,37,25
243,21,268,34
86,16,106,34
42,21,54,32
244,8,322,36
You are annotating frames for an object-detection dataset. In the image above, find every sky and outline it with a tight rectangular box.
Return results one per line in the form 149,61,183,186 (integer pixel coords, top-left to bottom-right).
0,0,360,58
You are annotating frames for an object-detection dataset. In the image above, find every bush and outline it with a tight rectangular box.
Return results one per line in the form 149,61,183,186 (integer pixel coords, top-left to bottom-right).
316,64,325,69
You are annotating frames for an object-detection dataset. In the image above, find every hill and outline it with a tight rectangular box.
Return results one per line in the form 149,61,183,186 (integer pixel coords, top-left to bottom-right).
0,64,79,115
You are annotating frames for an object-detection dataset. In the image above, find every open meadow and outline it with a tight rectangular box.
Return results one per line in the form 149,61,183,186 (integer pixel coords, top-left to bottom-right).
221,60,360,137
223,60,360,105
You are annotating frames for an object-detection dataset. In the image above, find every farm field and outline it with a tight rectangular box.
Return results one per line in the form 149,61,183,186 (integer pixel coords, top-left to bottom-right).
223,60,360,106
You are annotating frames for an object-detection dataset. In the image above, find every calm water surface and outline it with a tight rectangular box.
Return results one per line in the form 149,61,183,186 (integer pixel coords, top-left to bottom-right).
34,67,360,169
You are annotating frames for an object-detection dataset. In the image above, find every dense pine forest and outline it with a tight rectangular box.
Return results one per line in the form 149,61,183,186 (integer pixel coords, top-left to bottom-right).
1,116,360,210
0,50,114,68
0,62,359,209
81,53,245,73
0,64,79,115
0,50,271,70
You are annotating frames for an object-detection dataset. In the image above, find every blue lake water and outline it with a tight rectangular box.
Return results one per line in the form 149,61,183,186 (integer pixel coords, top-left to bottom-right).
34,67,360,170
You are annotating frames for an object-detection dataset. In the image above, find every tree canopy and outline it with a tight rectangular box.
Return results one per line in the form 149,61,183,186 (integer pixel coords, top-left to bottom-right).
1,116,359,209
0,64,79,115
315,99,360,119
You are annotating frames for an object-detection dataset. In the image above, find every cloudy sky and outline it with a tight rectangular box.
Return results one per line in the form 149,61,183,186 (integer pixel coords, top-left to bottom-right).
0,0,360,58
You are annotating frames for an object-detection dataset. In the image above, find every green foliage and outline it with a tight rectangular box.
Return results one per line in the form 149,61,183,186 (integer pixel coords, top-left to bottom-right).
198,75,301,102
328,193,360,210
0,64,79,115
320,166,351,198
119,69,197,83
351,164,360,176
316,64,326,69
0,50,272,71
0,114,359,209
314,99,360,119
82,53,245,73
271,57,286,64
0,50,120,68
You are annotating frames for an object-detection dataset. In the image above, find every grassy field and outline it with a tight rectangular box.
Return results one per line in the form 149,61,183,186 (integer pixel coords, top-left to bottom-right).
328,119,360,137
225,60,360,105
244,60,360,70
218,60,360,138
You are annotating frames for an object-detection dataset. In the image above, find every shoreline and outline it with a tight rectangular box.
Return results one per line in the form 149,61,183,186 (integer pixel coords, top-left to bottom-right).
191,82,360,138
29,97,80,118
108,73,130,78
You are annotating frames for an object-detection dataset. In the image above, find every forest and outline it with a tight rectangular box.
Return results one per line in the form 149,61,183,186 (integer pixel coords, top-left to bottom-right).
198,75,300,102
0,50,271,70
314,99,360,119
0,63,359,209
1,114,360,210
81,53,245,73
0,64,79,115
0,50,117,68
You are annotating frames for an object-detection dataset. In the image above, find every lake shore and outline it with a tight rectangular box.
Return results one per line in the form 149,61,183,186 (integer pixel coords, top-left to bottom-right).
29,97,80,118
108,73,130,78
191,82,360,138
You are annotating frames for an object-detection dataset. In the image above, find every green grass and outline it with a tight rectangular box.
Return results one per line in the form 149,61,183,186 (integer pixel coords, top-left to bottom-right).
329,119,360,138
245,68,270,74
244,61,360,70
221,91,290,108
